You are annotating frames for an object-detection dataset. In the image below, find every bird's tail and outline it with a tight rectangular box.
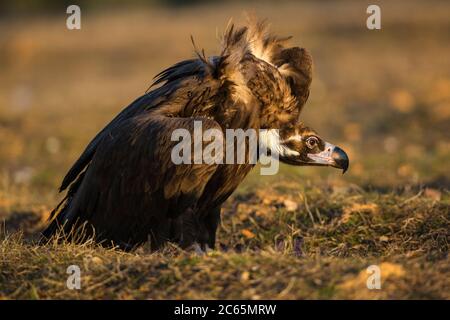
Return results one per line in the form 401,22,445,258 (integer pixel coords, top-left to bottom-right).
40,171,86,243
40,195,71,241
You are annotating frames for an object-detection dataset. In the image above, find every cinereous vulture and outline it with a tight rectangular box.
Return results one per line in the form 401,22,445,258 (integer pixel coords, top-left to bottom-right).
42,19,349,250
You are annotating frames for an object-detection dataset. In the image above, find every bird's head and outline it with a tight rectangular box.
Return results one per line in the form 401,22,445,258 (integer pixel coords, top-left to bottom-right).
261,124,349,173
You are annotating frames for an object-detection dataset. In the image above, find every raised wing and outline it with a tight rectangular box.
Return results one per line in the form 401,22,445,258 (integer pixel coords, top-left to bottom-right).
59,26,250,193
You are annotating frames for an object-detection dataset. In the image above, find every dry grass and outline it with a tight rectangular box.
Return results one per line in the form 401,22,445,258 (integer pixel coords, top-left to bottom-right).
1,182,448,299
0,0,449,299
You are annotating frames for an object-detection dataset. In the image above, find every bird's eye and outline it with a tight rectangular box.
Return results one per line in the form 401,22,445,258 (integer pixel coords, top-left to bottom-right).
306,137,319,149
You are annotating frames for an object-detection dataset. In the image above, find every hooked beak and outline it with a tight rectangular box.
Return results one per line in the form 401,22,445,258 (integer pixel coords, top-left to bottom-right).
307,143,349,173
331,146,349,173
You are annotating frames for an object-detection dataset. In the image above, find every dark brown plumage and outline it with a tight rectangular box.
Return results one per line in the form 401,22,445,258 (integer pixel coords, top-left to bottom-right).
42,19,348,250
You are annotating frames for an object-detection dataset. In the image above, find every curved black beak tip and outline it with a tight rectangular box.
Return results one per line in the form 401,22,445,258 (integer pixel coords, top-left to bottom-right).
332,146,349,174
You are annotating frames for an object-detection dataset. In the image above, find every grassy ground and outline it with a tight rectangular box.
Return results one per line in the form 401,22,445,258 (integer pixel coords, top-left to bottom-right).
1,182,448,299
0,0,449,299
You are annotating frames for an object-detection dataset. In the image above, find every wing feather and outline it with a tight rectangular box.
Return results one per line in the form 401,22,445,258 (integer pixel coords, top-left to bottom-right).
55,113,222,246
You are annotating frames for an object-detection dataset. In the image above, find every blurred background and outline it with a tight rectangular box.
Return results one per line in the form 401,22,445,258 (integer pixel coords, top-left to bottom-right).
0,0,449,210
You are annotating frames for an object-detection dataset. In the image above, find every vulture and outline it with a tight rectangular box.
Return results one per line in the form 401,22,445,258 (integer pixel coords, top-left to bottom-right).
42,19,349,251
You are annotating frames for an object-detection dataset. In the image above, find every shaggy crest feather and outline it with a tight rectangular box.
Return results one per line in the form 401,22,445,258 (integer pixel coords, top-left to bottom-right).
245,16,292,66
219,23,252,103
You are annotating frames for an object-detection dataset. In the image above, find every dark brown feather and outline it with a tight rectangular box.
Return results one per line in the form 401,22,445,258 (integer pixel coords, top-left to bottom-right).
43,18,315,250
